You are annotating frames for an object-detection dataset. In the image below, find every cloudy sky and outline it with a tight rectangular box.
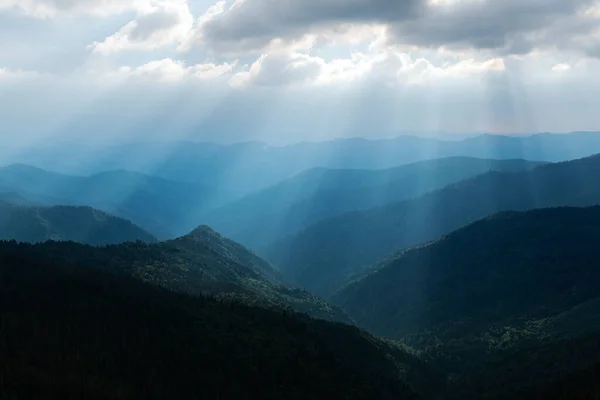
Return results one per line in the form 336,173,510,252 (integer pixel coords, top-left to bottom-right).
1,0,599,145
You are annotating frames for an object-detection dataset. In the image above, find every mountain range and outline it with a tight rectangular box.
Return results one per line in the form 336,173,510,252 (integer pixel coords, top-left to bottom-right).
204,157,544,249
9,132,600,199
265,153,600,296
4,132,600,399
0,164,224,238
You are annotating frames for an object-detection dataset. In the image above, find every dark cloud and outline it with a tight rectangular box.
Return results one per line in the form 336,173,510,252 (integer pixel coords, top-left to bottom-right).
129,7,184,41
390,0,596,52
201,0,422,49
200,0,599,55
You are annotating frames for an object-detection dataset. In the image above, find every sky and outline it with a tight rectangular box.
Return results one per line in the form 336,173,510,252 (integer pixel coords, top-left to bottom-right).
1,0,600,145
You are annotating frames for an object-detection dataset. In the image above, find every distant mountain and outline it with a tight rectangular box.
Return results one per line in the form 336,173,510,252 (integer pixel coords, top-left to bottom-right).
0,164,226,238
14,225,351,323
0,202,156,245
0,192,35,206
0,240,431,400
265,153,600,296
204,157,544,249
332,207,600,398
9,132,600,199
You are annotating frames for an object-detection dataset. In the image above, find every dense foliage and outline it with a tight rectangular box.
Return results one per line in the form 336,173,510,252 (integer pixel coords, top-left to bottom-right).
0,244,428,400
332,207,600,397
0,226,351,323
0,202,156,245
265,153,600,297
205,157,542,249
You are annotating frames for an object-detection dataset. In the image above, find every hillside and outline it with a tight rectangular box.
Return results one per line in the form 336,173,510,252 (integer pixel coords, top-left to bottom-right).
0,202,156,245
265,153,600,296
204,157,543,249
0,240,430,400
332,207,600,397
11,226,351,323
0,164,224,238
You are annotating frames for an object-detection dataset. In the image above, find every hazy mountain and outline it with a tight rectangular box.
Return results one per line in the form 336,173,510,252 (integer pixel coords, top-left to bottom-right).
204,157,544,249
265,153,600,296
14,225,351,323
0,164,225,238
0,240,432,400
0,202,156,245
0,192,35,206
9,132,600,199
332,207,600,398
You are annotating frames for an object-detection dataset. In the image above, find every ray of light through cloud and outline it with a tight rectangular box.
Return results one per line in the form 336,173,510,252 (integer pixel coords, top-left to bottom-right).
0,0,599,239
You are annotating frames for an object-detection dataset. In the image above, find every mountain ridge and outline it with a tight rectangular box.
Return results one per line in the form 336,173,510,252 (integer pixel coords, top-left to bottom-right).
265,153,600,296
204,157,544,249
0,202,157,245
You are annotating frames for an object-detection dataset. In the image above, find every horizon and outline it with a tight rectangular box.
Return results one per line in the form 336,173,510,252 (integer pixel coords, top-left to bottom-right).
2,130,598,150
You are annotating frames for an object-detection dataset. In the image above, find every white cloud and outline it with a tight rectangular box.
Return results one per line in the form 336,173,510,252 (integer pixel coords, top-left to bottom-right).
0,0,159,18
0,67,41,81
117,58,235,82
90,1,193,53
230,46,507,88
230,51,324,87
552,63,572,72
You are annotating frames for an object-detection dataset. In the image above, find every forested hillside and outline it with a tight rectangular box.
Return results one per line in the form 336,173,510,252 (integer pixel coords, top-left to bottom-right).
332,207,600,398
266,154,600,296
4,226,350,323
0,242,430,400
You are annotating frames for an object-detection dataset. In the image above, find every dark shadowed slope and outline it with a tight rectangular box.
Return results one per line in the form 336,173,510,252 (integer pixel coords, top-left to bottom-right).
0,241,426,400
12,225,351,323
0,202,156,245
266,153,600,297
204,157,543,249
0,164,223,238
332,207,600,398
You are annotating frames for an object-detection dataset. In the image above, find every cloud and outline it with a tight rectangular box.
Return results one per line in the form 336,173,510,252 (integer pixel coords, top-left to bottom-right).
116,58,235,82
552,63,572,72
0,0,196,19
0,0,150,18
195,0,600,57
390,0,599,54
90,1,193,53
197,0,421,52
230,51,324,87
230,47,506,88
0,67,40,81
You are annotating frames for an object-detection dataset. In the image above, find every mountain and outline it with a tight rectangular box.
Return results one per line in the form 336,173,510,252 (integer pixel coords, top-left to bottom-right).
9,132,600,199
0,164,225,238
265,153,600,297
204,157,544,249
332,207,600,398
0,202,156,245
13,225,351,323
0,239,432,400
0,192,35,206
